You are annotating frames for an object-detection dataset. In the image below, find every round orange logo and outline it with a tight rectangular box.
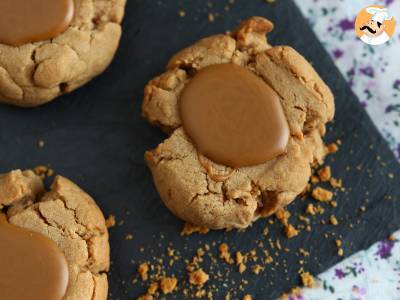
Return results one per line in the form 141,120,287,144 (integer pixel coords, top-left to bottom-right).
355,5,396,45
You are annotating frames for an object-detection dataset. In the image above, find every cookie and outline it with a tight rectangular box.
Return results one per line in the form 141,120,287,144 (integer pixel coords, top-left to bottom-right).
0,170,110,299
0,0,126,107
142,17,335,230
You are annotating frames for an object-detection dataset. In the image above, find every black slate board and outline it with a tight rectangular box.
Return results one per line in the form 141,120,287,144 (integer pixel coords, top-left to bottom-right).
1,0,400,299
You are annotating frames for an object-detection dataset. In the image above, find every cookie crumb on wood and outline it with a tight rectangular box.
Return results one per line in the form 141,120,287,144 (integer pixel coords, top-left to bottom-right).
159,277,177,294
312,187,333,202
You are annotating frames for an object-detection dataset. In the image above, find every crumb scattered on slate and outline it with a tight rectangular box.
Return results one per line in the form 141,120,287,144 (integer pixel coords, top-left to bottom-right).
33,165,54,179
181,223,210,236
37,139,45,148
105,214,116,228
126,135,375,298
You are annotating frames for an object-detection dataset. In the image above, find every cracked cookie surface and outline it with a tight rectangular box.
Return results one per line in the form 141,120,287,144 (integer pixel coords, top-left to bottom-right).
0,0,126,107
142,17,335,230
0,169,110,300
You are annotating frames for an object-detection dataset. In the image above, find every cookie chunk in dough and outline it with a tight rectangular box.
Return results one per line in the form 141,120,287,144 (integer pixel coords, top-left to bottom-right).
0,0,126,107
142,17,335,230
0,169,110,300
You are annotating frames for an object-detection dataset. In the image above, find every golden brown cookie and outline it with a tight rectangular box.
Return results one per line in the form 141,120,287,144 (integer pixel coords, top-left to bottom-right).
0,169,110,299
142,17,335,230
0,0,126,107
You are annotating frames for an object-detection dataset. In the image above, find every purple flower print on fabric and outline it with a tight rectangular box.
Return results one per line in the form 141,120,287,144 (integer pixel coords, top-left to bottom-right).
375,240,395,259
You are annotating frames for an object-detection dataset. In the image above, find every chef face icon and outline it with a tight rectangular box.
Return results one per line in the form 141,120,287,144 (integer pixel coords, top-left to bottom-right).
355,6,396,46
360,19,385,37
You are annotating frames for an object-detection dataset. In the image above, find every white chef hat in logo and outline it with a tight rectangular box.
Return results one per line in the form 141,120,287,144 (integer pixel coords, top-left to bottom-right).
366,7,393,24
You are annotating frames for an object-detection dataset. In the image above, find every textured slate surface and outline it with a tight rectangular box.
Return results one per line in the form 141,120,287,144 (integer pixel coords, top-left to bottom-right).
0,0,399,299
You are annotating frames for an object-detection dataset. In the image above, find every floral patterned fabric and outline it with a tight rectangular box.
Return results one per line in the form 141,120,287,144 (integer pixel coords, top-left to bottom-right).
289,0,400,299
294,0,400,160
297,235,400,299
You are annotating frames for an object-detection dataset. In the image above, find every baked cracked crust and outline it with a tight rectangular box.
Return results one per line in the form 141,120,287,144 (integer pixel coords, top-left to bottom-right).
0,0,126,107
142,17,335,230
0,170,110,300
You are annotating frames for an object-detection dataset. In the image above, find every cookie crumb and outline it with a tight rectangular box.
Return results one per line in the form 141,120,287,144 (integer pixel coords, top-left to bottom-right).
37,139,45,148
105,214,116,228
243,295,252,300
138,263,149,281
284,224,299,238
317,166,331,182
251,264,263,275
33,165,53,179
178,10,186,17
312,187,333,202
236,251,244,265
181,223,210,236
189,269,209,286
305,203,316,215
219,243,234,264
326,143,339,154
388,234,396,241
208,13,215,22
300,271,314,288
329,177,342,188
275,209,290,226
125,234,133,240
147,282,158,295
238,263,247,273
337,248,344,256
329,215,339,226
159,277,177,294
